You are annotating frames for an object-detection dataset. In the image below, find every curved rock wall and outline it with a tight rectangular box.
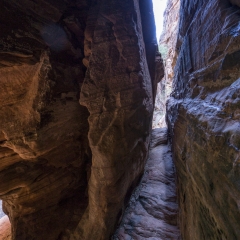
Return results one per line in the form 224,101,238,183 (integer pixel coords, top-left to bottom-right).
167,0,240,239
0,0,162,239
72,0,160,239
0,1,91,239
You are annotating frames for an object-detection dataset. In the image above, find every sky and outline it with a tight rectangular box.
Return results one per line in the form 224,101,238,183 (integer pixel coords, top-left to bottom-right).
152,0,168,41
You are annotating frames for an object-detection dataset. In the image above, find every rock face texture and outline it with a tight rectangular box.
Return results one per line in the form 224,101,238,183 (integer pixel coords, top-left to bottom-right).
72,1,160,239
159,0,180,66
167,0,240,239
0,1,91,239
0,216,11,240
0,0,162,239
152,0,180,129
113,128,180,239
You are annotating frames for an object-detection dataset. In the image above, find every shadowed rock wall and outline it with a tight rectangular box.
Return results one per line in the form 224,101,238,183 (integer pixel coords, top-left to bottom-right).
0,1,91,239
72,0,160,239
167,0,240,239
0,0,162,239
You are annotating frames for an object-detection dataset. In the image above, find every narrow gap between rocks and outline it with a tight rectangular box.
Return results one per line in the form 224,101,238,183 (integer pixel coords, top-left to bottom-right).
152,0,178,129
113,128,180,239
113,1,180,238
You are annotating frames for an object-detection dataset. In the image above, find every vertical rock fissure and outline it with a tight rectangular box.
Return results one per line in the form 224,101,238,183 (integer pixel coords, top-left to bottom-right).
113,1,181,238
152,0,180,129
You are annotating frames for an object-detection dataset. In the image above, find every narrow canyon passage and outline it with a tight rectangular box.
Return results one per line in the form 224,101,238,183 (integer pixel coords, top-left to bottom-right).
113,128,180,239
1,0,240,239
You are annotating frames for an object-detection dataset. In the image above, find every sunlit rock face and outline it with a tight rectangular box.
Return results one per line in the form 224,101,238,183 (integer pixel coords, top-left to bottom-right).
167,0,240,239
152,0,180,128
0,0,162,239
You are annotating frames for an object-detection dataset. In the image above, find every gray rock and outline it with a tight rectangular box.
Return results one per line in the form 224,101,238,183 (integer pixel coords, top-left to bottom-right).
167,0,240,239
113,128,180,239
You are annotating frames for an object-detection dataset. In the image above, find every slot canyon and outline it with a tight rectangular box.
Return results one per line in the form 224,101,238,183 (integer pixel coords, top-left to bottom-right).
0,0,240,239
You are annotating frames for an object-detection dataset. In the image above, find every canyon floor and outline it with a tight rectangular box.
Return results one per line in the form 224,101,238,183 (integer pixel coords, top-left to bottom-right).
0,128,180,240
113,128,180,239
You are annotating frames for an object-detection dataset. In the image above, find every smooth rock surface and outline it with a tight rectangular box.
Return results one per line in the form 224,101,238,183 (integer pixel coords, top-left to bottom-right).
113,128,180,239
167,0,240,239
0,216,11,240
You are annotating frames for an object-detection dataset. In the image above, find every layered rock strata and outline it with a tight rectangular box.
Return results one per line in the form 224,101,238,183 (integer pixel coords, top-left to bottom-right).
0,0,162,239
113,128,180,239
72,0,161,239
0,1,91,239
167,0,240,239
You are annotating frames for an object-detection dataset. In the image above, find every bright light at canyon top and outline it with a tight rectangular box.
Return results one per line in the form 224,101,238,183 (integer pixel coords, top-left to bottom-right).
152,0,168,41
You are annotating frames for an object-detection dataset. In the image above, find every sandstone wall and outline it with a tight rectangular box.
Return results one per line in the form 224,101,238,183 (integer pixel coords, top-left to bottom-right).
167,0,240,239
72,0,161,238
0,0,162,239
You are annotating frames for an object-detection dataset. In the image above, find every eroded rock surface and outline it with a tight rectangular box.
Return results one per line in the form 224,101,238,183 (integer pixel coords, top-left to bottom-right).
0,1,92,239
0,0,162,239
113,128,180,240
167,0,240,239
71,1,162,239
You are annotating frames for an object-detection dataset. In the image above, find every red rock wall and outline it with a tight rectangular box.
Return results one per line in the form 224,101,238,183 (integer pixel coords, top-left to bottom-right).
0,0,91,239
72,0,158,239
167,0,240,239
0,0,162,239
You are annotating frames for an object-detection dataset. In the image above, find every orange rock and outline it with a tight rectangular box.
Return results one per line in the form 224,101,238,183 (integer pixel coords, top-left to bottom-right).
0,216,11,240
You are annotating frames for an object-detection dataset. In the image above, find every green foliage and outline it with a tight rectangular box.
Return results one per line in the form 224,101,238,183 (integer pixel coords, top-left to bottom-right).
158,44,168,60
